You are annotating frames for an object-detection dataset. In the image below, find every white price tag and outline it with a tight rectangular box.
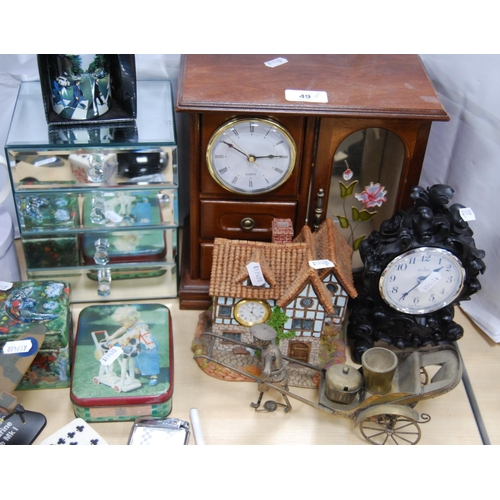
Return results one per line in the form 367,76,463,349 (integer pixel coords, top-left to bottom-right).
0,281,13,291
285,89,328,103
246,262,266,286
104,210,123,223
309,259,335,269
418,271,442,293
459,207,476,221
3,339,32,355
100,345,123,366
34,157,59,166
264,57,288,68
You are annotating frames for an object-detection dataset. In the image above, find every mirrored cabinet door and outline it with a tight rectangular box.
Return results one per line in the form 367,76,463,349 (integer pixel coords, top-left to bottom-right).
309,117,435,268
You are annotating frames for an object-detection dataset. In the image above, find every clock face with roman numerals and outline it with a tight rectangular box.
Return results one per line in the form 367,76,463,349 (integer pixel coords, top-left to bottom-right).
378,247,465,315
206,117,296,194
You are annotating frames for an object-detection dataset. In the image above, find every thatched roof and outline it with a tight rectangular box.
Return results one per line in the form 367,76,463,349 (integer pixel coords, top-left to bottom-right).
209,219,357,314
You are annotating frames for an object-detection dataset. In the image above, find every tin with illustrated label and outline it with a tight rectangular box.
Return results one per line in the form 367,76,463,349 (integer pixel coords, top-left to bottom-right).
70,303,173,422
81,191,167,265
0,280,72,389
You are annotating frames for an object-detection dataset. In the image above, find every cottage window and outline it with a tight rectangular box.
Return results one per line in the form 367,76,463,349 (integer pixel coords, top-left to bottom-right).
219,305,232,317
292,318,314,330
300,297,314,308
222,332,242,343
327,306,343,322
327,284,339,295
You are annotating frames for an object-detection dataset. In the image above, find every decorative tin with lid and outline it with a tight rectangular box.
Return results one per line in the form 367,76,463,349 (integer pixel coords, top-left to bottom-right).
71,303,174,422
0,280,72,389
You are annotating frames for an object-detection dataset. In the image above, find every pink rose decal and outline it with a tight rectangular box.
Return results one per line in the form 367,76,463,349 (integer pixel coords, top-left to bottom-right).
355,182,387,209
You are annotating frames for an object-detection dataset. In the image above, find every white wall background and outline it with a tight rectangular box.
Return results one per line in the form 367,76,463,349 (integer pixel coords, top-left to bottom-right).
419,55,499,342
0,54,497,342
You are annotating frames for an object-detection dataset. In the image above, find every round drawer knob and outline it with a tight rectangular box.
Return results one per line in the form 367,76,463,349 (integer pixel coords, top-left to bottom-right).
240,217,255,231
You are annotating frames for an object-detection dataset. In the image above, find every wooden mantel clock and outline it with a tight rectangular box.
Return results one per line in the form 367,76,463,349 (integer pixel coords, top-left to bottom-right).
176,54,449,309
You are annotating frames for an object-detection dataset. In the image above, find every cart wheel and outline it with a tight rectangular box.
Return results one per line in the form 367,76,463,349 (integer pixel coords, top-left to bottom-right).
359,413,421,445
113,385,121,393
263,400,278,412
93,377,100,384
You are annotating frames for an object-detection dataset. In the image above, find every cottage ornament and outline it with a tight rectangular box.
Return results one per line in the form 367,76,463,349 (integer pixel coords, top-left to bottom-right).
192,217,357,387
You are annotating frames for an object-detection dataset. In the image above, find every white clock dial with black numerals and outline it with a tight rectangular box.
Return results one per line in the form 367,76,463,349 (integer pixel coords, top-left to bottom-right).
379,247,465,315
206,117,296,195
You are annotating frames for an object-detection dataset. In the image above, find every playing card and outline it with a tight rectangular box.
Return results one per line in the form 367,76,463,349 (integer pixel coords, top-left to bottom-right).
39,418,107,445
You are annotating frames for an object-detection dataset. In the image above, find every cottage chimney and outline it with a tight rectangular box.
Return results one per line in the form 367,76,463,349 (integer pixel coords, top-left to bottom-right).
272,218,294,244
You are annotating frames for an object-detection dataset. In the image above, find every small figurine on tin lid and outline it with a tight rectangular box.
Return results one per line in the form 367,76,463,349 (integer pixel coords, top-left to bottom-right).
250,324,291,413
100,305,161,388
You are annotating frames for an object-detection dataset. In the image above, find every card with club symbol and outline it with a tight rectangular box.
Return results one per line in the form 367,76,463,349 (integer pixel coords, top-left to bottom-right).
39,418,107,445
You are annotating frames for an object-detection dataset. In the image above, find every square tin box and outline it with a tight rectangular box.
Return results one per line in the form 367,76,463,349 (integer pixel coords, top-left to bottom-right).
0,280,72,389
70,303,173,422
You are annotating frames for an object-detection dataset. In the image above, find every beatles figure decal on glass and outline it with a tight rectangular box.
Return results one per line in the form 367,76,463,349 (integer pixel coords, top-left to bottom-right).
48,54,111,120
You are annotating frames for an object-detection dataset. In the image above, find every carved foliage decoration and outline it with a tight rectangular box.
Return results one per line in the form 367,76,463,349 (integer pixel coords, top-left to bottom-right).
348,184,486,363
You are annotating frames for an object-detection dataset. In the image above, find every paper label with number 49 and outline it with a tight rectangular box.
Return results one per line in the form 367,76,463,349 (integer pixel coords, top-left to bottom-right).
285,89,328,103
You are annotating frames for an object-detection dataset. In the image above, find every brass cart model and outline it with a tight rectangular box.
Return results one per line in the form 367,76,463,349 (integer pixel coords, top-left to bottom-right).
194,332,462,445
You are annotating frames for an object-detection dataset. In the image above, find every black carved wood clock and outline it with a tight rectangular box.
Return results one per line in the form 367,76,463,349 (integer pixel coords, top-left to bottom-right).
176,55,449,309
347,184,486,363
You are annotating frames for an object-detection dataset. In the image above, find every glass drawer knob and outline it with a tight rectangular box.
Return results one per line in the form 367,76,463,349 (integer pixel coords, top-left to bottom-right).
97,268,111,297
94,238,110,265
88,152,105,182
90,195,106,224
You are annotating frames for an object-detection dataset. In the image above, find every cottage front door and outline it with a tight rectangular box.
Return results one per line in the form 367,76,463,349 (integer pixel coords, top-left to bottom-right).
288,341,310,363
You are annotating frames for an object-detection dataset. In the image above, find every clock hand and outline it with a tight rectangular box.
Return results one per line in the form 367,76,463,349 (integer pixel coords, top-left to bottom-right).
249,308,260,319
399,276,426,301
222,140,261,165
222,140,250,158
253,154,288,159
399,266,445,301
222,139,264,166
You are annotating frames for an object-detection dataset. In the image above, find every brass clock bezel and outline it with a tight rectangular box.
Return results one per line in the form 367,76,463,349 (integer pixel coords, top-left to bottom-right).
206,117,297,195
233,299,272,327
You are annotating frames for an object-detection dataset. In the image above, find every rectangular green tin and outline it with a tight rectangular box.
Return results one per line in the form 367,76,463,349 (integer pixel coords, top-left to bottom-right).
0,280,72,390
17,342,71,390
70,303,173,422
0,281,71,350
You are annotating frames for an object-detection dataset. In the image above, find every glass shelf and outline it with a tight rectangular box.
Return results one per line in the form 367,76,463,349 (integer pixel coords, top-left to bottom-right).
6,80,176,147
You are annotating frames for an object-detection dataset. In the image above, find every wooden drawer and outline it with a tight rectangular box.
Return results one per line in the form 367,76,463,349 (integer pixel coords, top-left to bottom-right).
199,200,297,240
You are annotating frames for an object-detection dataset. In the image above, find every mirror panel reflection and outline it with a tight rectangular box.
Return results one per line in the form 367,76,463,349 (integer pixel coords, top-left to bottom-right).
326,128,405,267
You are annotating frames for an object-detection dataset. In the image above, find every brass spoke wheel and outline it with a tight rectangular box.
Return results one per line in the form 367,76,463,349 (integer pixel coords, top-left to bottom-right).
359,414,422,445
